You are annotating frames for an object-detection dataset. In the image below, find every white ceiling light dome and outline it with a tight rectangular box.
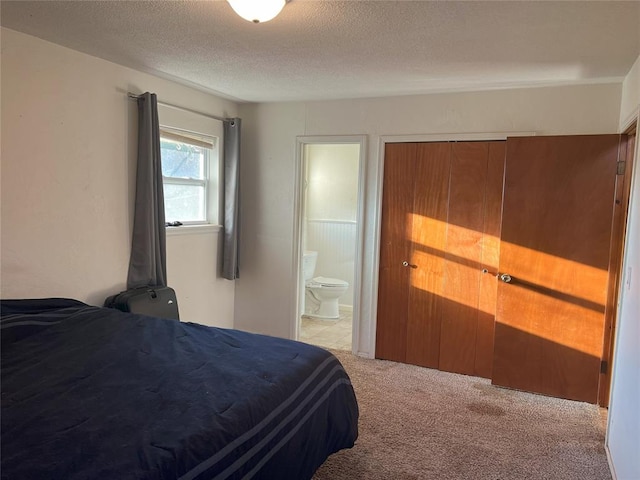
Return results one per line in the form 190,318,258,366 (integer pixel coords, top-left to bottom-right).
227,0,286,24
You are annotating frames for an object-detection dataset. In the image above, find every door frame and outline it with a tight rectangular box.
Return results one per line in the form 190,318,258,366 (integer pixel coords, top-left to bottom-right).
599,123,636,406
292,135,367,353
368,132,536,358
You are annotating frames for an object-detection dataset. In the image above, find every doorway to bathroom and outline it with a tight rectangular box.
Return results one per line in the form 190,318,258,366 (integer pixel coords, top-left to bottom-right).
294,136,366,353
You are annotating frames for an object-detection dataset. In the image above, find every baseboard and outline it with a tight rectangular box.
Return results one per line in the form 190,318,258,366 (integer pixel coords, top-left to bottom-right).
605,444,617,480
338,304,353,312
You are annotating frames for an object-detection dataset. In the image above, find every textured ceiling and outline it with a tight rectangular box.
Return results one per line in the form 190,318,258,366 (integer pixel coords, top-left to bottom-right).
1,1,639,103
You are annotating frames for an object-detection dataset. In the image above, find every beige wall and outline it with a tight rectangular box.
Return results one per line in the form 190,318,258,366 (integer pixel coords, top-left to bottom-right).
1,28,236,327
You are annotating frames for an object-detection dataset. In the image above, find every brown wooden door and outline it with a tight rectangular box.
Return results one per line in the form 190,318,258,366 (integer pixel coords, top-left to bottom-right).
438,142,505,377
376,141,505,377
375,143,416,363
492,135,621,403
405,143,450,368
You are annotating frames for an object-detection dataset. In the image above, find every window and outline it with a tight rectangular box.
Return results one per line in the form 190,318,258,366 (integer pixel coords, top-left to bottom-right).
160,128,218,225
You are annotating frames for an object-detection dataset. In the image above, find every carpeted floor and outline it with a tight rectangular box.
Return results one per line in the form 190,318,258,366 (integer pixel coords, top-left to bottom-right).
314,351,611,480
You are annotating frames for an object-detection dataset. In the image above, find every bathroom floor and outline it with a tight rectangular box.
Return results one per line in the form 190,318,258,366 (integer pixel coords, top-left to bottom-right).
300,308,352,351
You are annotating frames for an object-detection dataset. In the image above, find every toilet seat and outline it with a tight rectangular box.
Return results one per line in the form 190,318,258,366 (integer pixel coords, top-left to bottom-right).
312,276,348,288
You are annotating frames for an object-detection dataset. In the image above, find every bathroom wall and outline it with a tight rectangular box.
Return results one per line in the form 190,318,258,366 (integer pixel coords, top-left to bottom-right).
304,144,360,307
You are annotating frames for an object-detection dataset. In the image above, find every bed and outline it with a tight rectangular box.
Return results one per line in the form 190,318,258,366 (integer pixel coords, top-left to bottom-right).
1,298,358,479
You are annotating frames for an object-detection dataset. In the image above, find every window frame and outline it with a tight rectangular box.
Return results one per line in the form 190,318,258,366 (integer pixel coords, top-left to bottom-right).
159,126,218,226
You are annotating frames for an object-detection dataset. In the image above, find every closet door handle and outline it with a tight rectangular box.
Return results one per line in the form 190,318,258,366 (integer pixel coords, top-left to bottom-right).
499,273,512,283
402,261,417,269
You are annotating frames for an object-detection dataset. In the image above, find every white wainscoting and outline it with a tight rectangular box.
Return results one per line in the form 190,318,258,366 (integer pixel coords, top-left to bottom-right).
306,219,357,306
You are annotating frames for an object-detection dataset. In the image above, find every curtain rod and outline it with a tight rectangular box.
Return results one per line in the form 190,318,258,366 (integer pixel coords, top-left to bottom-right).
127,92,232,123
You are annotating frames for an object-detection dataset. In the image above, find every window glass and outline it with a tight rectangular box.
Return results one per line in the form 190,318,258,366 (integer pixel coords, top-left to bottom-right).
161,139,206,180
163,184,206,222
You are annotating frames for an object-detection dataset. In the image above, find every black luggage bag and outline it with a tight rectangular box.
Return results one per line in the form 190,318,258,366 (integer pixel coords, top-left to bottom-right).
104,286,180,320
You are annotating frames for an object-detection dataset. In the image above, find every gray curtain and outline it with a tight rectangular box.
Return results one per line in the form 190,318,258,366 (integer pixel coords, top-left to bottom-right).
222,118,241,280
127,92,167,288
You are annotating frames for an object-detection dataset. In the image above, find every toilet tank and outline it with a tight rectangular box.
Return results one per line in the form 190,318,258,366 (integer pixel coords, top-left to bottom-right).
303,251,318,282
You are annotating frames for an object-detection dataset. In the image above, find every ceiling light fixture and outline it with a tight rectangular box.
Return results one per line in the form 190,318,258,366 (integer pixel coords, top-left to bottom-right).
227,0,286,24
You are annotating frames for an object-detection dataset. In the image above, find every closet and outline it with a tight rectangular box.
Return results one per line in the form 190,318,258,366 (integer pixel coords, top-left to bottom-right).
376,135,624,403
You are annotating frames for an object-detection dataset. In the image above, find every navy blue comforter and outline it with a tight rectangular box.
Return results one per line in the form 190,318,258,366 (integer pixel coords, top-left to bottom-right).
1,299,358,479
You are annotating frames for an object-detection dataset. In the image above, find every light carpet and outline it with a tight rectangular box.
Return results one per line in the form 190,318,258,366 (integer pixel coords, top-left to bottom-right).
314,350,611,480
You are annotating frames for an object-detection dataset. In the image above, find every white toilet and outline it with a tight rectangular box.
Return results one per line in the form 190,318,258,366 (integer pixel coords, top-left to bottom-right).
303,251,349,319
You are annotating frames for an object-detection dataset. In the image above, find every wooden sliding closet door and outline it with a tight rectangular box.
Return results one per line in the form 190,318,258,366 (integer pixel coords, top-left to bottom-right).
439,142,505,377
376,141,505,376
406,143,450,368
376,143,416,363
492,135,620,403
376,142,450,366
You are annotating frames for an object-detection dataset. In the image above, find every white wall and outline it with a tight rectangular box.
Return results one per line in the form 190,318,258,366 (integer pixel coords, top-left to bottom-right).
305,144,359,221
1,28,236,327
232,103,306,338
619,55,640,131
166,227,233,328
237,82,622,352
607,53,640,480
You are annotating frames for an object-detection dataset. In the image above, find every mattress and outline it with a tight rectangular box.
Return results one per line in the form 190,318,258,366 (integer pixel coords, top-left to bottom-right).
1,298,358,479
